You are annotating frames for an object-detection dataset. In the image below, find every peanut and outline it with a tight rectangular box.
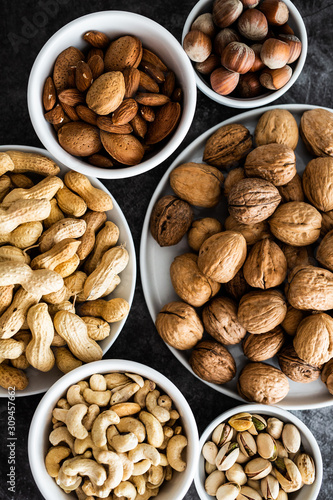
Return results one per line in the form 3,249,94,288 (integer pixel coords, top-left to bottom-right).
0,198,51,234
64,171,113,212
54,254,80,278
0,246,30,264
10,173,34,189
5,150,60,176
55,347,83,373
56,185,87,217
40,218,87,253
0,363,28,390
0,287,41,339
77,211,107,260
81,316,111,341
2,175,63,207
44,199,64,229
0,262,64,296
26,303,55,372
0,221,43,248
48,301,76,319
0,338,25,362
84,221,120,275
79,297,130,323
43,271,87,305
31,238,81,271
0,153,14,176
100,275,121,298
0,175,12,202
0,285,14,315
11,331,31,369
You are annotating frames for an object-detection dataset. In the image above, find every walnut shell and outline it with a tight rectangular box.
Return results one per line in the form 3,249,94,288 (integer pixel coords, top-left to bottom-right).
243,239,287,289
269,202,322,246
245,144,296,186
237,362,289,404
255,109,299,150
320,210,333,237
203,123,252,168
277,345,322,383
170,253,220,307
225,215,270,245
155,301,203,350
317,230,333,271
277,173,304,203
224,167,246,196
238,290,287,334
293,313,333,366
190,340,236,384
243,326,285,362
203,296,246,345
321,359,333,395
198,231,247,283
150,195,193,247
286,265,333,311
281,305,305,336
228,178,281,225
302,157,333,212
224,268,250,301
278,243,315,273
188,218,222,252
300,108,333,157
169,162,224,208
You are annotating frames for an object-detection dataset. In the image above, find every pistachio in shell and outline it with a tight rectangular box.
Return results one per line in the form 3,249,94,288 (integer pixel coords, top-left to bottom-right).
295,453,315,485
300,108,333,157
238,290,287,335
238,362,289,405
277,173,304,203
225,215,270,246
226,464,247,486
203,296,246,346
286,265,333,310
302,157,333,211
293,313,333,366
255,108,299,150
244,457,272,480
190,340,236,384
216,442,240,471
321,358,333,395
237,431,257,458
212,423,234,448
149,195,193,247
203,123,252,168
205,470,226,495
188,217,222,252
243,239,287,289
277,345,322,383
245,144,296,186
261,474,280,500
58,121,102,157
256,433,277,461
216,482,240,500
228,412,253,432
238,485,263,500
274,457,303,493
242,327,285,362
267,418,284,441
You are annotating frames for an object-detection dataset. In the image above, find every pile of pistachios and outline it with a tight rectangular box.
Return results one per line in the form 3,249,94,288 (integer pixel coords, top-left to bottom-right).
202,412,316,500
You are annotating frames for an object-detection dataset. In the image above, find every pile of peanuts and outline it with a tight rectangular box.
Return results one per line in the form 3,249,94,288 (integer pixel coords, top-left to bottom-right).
45,371,188,499
0,150,130,390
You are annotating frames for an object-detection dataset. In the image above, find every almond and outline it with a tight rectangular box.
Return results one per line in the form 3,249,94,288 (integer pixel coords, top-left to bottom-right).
67,66,76,87
97,116,133,134
87,48,104,61
112,98,138,126
100,131,145,165
140,105,155,122
130,114,148,139
75,60,93,92
76,105,98,125
88,154,114,168
42,76,56,111
58,88,85,106
86,71,125,115
139,71,160,93
146,101,181,145
61,102,79,122
104,35,143,71
58,122,102,157
172,87,183,102
162,71,176,97
142,48,168,71
123,67,140,98
88,54,104,80
141,61,166,83
135,93,170,106
83,30,110,49
53,46,84,91
44,104,65,125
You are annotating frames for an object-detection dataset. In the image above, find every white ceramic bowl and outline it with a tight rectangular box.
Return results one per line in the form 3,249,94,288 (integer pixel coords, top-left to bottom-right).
182,0,307,108
0,145,136,397
195,404,323,500
28,11,197,179
29,359,199,500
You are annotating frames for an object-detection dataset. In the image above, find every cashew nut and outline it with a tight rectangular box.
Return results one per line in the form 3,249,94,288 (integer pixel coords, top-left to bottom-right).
139,411,164,448
89,373,107,391
111,382,140,405
83,404,100,431
57,398,71,410
125,372,144,388
166,435,187,472
147,465,165,487
91,409,120,447
83,387,111,406
77,380,89,392
134,380,156,408
167,409,180,427
135,487,159,500
75,485,94,500
45,446,71,478
130,475,146,496
66,404,89,440
62,457,107,487
159,426,174,450
128,444,161,467
111,402,141,417
104,372,130,389
74,434,107,461
157,394,172,411
165,464,173,482
116,417,146,443
111,433,139,453
49,426,75,453
67,385,87,406
132,459,152,476
114,480,137,500
52,408,68,424
57,465,83,491
146,390,170,423
91,450,124,496
118,453,135,481
159,453,168,466
107,425,119,445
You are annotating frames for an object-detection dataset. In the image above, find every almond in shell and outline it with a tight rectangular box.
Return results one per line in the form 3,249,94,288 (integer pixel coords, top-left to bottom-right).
146,101,181,145
53,46,84,91
100,131,144,165
58,121,102,157
86,71,125,115
104,35,142,71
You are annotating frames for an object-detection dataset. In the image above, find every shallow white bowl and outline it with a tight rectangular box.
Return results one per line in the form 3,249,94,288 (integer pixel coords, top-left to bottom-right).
195,404,323,500
28,359,199,500
0,145,136,397
28,11,197,179
182,0,307,109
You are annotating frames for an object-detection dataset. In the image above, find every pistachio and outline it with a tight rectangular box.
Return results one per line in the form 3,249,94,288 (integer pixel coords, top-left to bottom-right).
261,474,279,499
228,412,253,432
274,457,302,493
256,433,277,461
237,431,257,458
212,423,234,447
245,457,272,480
252,414,267,432
295,453,315,485
216,482,241,500
203,440,219,465
205,470,226,496
206,459,218,474
237,451,252,464
247,479,262,493
281,424,301,454
237,485,263,500
276,490,288,500
275,441,288,459
267,418,284,440
226,463,247,485
216,442,240,471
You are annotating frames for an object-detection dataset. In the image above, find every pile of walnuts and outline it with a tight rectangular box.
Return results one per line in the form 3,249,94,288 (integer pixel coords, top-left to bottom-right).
151,107,333,405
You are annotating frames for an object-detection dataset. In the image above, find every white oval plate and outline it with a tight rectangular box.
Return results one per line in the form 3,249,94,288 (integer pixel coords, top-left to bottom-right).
140,104,333,410
0,145,136,397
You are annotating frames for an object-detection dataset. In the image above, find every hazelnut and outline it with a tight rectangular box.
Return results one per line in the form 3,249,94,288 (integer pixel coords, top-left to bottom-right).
249,44,265,72
259,0,289,26
238,362,289,404
278,34,302,64
243,238,287,289
260,39,290,69
224,167,246,197
221,42,255,74
213,0,244,28
260,65,292,90
241,0,260,7
278,23,295,35
195,54,220,75
243,326,285,361
149,195,193,247
191,13,216,38
188,217,223,252
214,28,241,56
244,143,296,186
210,67,240,96
183,29,212,63
254,109,299,150
294,313,333,366
203,297,247,345
238,290,287,334
277,345,322,384
237,9,268,41
237,73,263,98
277,174,304,203
303,157,333,211
190,340,237,384
281,305,305,337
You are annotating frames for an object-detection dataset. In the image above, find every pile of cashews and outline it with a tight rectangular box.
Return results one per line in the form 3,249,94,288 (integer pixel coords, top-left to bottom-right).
45,371,188,499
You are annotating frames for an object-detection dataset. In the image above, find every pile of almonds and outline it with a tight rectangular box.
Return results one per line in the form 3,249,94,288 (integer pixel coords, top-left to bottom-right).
183,0,302,97
151,107,333,404
43,31,182,168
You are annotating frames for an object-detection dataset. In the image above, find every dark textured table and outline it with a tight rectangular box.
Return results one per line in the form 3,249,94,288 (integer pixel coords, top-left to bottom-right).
0,0,332,498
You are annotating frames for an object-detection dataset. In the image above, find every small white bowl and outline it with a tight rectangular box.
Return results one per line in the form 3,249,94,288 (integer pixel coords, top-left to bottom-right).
28,359,199,500
28,11,197,179
195,404,323,500
182,0,307,109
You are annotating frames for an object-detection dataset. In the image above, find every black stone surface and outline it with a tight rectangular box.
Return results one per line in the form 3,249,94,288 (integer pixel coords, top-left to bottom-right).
0,0,332,499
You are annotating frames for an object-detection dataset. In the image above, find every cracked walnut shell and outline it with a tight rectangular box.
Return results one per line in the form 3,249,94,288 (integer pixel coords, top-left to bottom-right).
150,195,193,247
277,345,321,383
243,326,285,362
202,296,246,345
302,157,333,212
255,109,299,150
238,290,287,334
187,217,222,252
190,340,236,384
238,362,289,405
203,123,252,168
300,108,333,157
243,239,287,289
293,313,333,366
245,144,296,186
286,265,333,311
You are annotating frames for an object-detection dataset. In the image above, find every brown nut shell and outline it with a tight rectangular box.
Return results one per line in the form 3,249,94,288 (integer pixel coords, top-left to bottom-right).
225,216,270,246
203,124,252,168
245,144,296,186
58,122,102,157
281,305,305,336
321,359,333,395
224,168,246,197
293,313,333,366
302,157,333,212
188,218,223,252
190,340,236,384
278,243,314,273
104,35,142,71
243,239,287,289
150,195,193,247
286,265,333,311
203,296,246,345
300,108,333,157
277,173,304,203
238,290,287,334
317,229,333,271
224,268,250,301
238,362,289,404
243,326,285,361
255,109,299,150
277,345,321,383
320,210,333,238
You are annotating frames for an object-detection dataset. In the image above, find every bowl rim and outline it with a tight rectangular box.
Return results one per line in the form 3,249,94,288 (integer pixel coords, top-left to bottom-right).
28,358,199,500
181,0,308,109
28,10,197,179
194,403,323,500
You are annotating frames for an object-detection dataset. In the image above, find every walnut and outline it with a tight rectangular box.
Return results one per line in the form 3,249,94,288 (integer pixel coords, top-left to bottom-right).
255,109,299,150
300,108,333,157
245,144,296,186
278,243,315,273
202,296,246,345
286,265,333,311
277,345,322,383
293,313,333,366
320,210,333,237
237,362,289,405
321,359,333,395
198,231,247,283
224,167,245,196
243,239,287,289
237,290,287,334
228,178,281,225
224,268,250,301
281,305,306,336
155,301,203,350
302,157,333,211
225,215,270,245
190,340,236,384
188,217,222,252
242,326,285,362
150,195,193,247
277,173,304,203
203,123,252,168
169,162,224,208
316,230,333,271
269,202,322,246
170,253,220,307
